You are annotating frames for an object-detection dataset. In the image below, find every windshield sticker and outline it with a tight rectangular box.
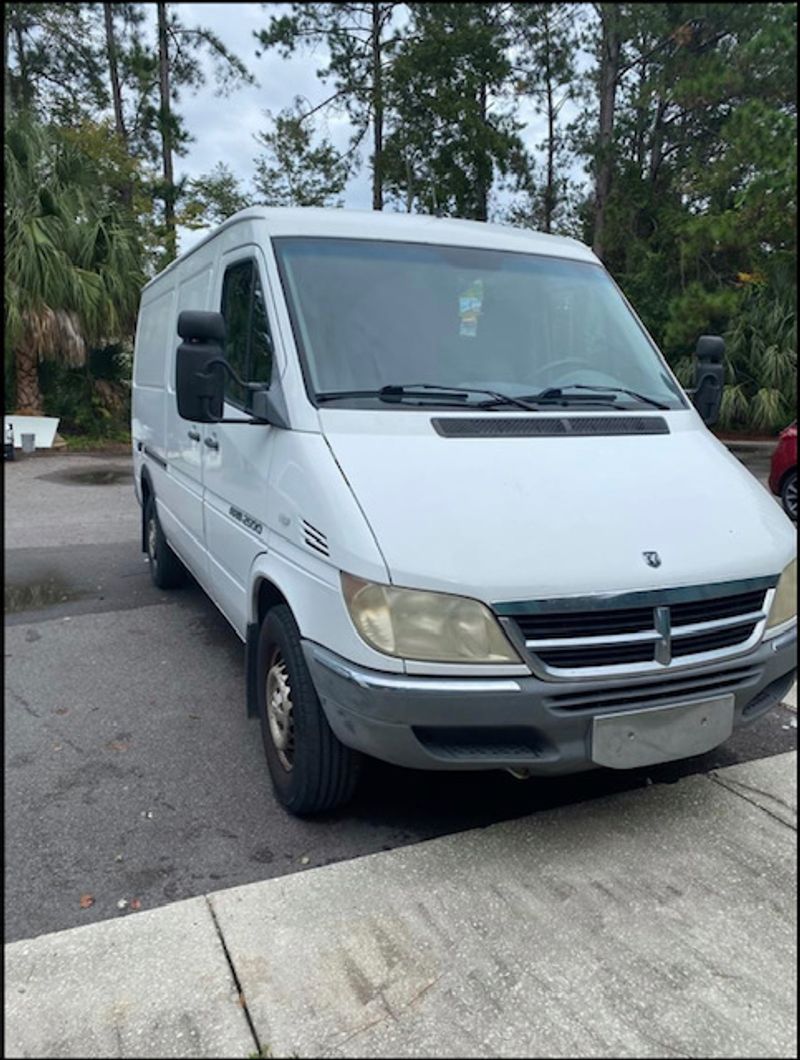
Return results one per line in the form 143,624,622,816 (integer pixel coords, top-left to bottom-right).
459,280,483,338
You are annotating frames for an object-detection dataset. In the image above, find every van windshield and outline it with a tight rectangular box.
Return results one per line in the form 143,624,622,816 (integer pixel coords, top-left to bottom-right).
273,237,687,410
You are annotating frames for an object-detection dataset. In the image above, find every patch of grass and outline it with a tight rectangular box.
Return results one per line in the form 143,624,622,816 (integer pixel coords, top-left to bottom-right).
62,430,132,452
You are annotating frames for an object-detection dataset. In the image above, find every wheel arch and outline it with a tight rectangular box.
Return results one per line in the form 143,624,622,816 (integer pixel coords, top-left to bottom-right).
139,466,154,553
245,570,292,719
253,575,290,626
779,464,797,493
245,547,405,693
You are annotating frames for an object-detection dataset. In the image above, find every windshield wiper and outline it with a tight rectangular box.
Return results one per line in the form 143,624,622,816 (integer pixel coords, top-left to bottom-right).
317,384,541,412
317,386,471,407
526,384,670,411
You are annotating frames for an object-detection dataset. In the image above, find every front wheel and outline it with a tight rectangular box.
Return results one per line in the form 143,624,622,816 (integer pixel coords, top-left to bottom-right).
257,605,361,815
781,470,797,521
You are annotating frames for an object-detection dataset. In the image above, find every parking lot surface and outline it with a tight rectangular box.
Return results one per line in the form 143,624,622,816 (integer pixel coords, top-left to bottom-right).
4,448,797,942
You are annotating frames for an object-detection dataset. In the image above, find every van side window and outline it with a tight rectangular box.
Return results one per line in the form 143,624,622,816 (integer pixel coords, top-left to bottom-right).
221,261,253,407
249,274,273,390
220,260,274,410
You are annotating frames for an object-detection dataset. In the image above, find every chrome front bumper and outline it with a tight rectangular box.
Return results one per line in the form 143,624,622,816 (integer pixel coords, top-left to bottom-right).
303,626,797,773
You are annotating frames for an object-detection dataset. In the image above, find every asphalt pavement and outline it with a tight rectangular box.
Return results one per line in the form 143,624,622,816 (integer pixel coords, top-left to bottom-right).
4,446,797,943
6,751,797,1058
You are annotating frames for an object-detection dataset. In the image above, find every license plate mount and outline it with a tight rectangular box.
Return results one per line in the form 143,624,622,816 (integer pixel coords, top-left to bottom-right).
591,694,735,770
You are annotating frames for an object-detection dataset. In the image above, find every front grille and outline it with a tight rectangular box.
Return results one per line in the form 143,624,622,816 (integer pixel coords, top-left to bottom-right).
672,622,758,657
546,664,761,713
516,606,653,639
671,589,765,625
537,641,654,668
499,578,773,678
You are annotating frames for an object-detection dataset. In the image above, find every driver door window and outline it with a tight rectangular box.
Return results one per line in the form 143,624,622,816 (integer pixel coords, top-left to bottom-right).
220,260,274,411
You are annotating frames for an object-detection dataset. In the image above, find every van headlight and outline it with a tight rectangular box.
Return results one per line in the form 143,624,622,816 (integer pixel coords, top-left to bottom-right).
766,559,797,631
341,573,521,663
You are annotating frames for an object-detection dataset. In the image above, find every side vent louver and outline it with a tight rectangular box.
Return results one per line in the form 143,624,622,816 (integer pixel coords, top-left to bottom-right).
302,519,330,557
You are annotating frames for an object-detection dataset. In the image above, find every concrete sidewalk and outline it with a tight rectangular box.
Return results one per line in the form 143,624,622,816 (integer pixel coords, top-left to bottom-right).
5,752,797,1060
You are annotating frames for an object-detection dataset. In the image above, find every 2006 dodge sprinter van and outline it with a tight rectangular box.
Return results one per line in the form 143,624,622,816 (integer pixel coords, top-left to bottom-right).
132,208,797,814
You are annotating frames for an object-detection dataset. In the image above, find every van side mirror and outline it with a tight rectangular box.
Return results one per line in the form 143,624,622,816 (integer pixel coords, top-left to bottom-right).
175,311,226,422
692,335,725,426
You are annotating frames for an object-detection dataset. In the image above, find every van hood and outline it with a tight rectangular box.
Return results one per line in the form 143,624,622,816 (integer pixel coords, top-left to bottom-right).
320,409,796,605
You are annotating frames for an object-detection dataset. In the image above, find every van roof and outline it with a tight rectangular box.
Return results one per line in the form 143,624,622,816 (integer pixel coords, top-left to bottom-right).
143,207,598,290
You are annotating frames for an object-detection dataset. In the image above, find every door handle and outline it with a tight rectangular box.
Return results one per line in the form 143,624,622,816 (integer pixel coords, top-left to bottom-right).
187,429,200,442
204,436,219,450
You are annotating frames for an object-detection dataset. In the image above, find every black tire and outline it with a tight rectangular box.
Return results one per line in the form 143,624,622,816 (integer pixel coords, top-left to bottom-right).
780,469,797,521
257,604,361,815
144,494,185,589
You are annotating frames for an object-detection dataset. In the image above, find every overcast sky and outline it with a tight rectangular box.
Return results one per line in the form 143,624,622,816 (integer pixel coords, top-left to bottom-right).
170,3,587,252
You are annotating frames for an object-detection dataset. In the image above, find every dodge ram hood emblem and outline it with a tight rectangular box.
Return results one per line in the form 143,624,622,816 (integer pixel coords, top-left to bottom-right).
643,551,662,568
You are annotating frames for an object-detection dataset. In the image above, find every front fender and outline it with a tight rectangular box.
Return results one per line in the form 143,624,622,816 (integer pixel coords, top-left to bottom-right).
247,537,405,674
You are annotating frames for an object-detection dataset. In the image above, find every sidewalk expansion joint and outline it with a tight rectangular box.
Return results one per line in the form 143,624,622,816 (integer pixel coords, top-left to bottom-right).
205,895,263,1055
709,773,797,831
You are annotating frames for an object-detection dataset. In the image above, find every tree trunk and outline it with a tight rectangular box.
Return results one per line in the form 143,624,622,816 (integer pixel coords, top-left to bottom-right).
592,4,621,260
13,23,33,110
3,14,10,114
648,97,667,185
157,2,176,261
104,4,133,208
371,3,384,211
14,343,43,416
104,5,127,142
476,77,489,221
544,14,555,233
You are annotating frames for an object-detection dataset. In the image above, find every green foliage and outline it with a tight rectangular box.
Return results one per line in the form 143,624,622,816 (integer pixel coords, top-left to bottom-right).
253,99,350,207
505,3,580,232
4,111,144,413
181,163,252,229
569,2,797,430
3,2,797,434
39,348,132,438
4,3,108,121
383,3,524,218
718,273,797,432
182,102,350,222
662,283,742,358
255,3,398,208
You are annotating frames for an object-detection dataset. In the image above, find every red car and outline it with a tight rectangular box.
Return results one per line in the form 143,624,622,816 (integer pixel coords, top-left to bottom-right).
769,421,797,521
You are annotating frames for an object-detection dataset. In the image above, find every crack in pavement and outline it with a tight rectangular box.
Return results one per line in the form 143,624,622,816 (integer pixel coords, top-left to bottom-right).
204,896,263,1057
709,772,797,830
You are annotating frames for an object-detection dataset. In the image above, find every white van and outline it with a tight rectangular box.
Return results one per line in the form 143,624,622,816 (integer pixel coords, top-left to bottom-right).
132,208,797,814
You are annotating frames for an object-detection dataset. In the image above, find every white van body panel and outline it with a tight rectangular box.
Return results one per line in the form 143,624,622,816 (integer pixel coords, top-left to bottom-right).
248,539,405,673
131,207,796,782
203,424,393,647
202,242,277,632
321,406,797,605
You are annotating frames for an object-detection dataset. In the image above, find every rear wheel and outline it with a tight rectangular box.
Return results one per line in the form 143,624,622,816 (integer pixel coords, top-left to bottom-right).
257,604,361,815
144,494,185,589
781,470,797,521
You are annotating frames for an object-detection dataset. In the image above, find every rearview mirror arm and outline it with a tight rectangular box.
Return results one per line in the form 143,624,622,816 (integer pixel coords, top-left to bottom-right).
196,358,270,424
